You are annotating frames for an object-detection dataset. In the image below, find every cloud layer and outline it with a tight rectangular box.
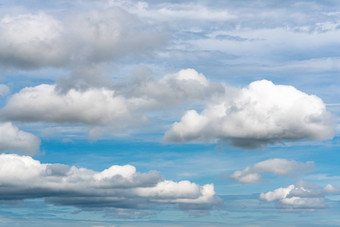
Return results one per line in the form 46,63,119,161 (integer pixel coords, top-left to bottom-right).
229,159,314,184
164,80,334,149
0,153,220,213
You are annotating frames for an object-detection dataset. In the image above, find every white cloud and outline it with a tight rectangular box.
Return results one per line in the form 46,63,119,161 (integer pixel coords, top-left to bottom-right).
0,153,220,213
1,69,225,128
230,159,314,184
0,122,40,155
164,80,334,149
260,182,340,211
0,84,9,96
0,84,130,124
0,9,166,69
0,13,67,68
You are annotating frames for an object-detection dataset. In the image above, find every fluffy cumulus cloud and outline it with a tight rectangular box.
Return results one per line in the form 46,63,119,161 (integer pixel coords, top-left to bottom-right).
0,12,67,68
0,84,130,125
260,182,340,211
0,69,225,126
164,80,334,149
0,8,166,69
0,122,40,155
0,154,220,213
230,159,314,184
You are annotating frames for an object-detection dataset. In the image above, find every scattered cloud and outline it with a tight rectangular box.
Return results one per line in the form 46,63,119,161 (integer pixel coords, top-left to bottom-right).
0,153,221,214
0,122,40,155
260,181,340,211
229,159,314,184
164,80,334,149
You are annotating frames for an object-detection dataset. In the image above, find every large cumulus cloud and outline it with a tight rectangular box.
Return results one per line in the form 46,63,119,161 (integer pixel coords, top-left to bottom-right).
0,8,166,69
0,154,220,213
164,80,334,149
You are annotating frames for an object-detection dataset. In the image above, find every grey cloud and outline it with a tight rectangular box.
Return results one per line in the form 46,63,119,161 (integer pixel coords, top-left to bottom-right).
0,8,167,69
116,68,226,109
0,154,221,214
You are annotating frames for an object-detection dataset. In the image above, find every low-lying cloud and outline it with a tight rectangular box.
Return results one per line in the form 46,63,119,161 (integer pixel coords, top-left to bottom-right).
0,154,221,214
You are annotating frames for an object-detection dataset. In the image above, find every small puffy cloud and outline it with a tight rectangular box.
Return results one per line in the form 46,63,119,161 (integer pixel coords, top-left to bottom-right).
260,182,340,211
0,122,40,155
324,184,340,194
230,159,314,184
0,84,9,96
0,9,166,69
164,80,334,149
0,154,220,213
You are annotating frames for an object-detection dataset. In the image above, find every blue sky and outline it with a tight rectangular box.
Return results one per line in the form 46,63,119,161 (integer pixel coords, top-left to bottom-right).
0,0,339,226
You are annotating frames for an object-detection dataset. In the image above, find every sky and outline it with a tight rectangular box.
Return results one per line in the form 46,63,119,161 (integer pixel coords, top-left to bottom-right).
0,0,339,226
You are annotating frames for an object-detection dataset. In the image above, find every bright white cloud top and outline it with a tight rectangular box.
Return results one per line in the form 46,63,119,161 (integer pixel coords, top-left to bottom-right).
0,122,40,155
164,80,334,149
0,153,220,212
230,159,314,184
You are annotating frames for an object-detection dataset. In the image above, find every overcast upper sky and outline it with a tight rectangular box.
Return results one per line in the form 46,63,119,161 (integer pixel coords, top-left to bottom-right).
0,0,339,226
